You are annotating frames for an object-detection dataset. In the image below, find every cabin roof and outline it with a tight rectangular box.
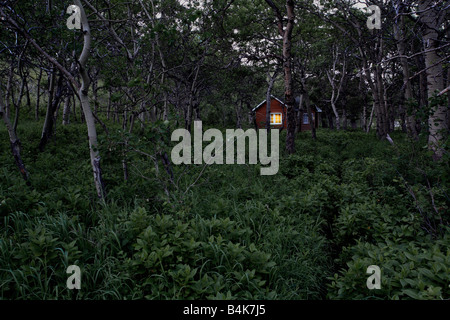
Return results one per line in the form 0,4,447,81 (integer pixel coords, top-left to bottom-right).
252,95,323,113
251,95,286,112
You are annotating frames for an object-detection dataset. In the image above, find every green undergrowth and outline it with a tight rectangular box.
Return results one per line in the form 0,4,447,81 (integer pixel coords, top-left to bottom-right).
0,121,448,299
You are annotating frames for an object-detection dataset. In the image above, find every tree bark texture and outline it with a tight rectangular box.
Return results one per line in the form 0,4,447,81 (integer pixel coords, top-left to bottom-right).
0,85,30,183
419,0,447,161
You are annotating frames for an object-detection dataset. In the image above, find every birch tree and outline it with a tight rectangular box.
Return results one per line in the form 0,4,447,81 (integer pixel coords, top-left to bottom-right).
392,0,418,139
326,45,347,131
418,0,448,161
73,0,105,197
0,2,106,198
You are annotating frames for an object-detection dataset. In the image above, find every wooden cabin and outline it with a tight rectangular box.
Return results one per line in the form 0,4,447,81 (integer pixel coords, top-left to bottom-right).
252,95,321,131
252,96,287,129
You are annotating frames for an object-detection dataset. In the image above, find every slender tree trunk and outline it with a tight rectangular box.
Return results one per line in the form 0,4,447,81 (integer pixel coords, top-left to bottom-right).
447,67,450,131
331,101,340,130
362,104,367,131
185,63,201,133
129,113,136,133
161,74,169,121
295,94,304,134
13,74,26,133
39,68,55,150
416,54,428,112
107,88,111,121
265,0,295,151
419,0,447,161
367,102,376,134
62,93,71,125
138,102,146,129
193,97,200,122
185,98,193,132
382,82,393,132
266,69,278,132
75,0,106,198
283,1,296,153
80,99,85,123
39,70,63,151
185,97,193,133
394,11,418,139
122,157,129,181
5,58,15,119
361,60,378,135
62,58,76,126
375,63,388,139
407,54,425,136
71,94,77,122
121,107,127,129
163,98,168,121
326,112,333,130
24,75,31,109
342,108,347,130
160,151,174,182
236,100,243,129
305,92,316,139
36,68,42,121
326,47,346,131
93,74,99,117
1,85,30,183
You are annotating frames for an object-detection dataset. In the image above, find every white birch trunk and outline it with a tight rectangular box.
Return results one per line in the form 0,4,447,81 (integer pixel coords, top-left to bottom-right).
75,0,105,198
419,1,447,161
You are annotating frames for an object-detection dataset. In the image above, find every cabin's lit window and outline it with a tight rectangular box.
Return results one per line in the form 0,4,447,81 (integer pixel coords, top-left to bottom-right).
270,113,282,125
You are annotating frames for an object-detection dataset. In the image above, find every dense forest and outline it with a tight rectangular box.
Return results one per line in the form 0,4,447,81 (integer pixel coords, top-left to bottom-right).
0,0,449,300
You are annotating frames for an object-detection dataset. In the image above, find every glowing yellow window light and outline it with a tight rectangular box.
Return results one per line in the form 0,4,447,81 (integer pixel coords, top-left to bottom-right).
270,113,282,125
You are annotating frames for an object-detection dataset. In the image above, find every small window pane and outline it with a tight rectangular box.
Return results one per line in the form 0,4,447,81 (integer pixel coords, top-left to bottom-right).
303,113,309,124
270,113,282,125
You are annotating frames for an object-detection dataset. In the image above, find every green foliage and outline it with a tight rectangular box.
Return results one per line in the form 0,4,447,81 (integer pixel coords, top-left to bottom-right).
328,230,450,300
126,209,276,299
1,122,448,300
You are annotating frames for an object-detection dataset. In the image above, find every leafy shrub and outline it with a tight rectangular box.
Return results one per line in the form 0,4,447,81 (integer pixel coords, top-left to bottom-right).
333,200,423,248
280,154,316,178
328,230,450,300
341,157,396,187
0,212,83,299
126,208,277,299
